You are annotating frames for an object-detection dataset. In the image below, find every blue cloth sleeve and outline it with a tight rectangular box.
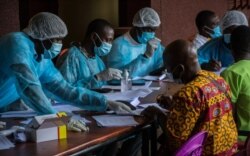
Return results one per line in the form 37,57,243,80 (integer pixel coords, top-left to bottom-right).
197,47,210,65
41,61,107,112
11,64,56,114
8,36,56,115
124,44,164,77
58,47,105,89
107,37,164,77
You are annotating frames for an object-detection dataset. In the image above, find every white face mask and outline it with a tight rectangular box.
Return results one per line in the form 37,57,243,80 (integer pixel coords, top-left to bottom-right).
92,33,112,56
94,42,112,56
42,41,63,59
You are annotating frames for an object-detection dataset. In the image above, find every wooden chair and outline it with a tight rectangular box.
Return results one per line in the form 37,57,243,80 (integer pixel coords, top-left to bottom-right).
55,48,68,68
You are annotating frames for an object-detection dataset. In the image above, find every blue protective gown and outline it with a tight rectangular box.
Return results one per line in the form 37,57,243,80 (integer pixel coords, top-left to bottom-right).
197,37,234,67
57,46,106,89
0,32,107,114
105,32,164,78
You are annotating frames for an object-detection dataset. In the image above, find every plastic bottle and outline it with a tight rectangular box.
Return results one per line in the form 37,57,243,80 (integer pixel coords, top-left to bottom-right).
121,69,132,92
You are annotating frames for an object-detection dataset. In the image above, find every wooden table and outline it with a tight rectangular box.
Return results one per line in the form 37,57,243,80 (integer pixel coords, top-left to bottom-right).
0,82,182,156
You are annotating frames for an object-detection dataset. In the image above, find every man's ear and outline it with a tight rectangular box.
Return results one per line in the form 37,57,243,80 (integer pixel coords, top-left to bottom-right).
176,64,185,74
172,64,184,79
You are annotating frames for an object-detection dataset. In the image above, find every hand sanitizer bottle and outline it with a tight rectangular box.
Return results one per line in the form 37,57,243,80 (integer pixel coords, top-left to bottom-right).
121,69,132,92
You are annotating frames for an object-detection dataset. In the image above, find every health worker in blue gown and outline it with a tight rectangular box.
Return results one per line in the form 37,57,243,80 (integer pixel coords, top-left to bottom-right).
105,7,165,78
57,19,122,89
198,10,248,71
0,12,132,115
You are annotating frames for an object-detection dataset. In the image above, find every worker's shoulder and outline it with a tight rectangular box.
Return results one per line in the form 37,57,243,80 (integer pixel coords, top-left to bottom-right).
113,33,131,45
65,46,88,62
67,45,81,55
0,32,29,42
198,37,223,52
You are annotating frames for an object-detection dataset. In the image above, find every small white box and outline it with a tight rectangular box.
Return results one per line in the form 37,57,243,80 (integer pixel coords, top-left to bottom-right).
28,117,67,143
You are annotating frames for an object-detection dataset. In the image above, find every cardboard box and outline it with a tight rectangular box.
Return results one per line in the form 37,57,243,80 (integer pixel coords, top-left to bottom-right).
28,116,67,143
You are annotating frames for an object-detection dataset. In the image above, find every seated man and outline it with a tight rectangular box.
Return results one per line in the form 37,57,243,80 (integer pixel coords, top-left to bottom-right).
198,10,248,71
105,7,164,78
192,10,221,50
221,26,250,141
142,40,238,155
57,19,122,89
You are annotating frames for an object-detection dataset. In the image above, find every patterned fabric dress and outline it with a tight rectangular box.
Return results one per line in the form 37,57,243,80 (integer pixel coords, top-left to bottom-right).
165,70,238,155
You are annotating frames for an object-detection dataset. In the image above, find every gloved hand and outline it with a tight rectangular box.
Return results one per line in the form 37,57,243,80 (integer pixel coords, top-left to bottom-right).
107,100,133,114
67,118,89,132
96,68,123,81
144,38,160,58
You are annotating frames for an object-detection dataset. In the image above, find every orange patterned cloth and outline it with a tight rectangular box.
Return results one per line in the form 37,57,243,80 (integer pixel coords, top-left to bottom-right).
165,70,238,155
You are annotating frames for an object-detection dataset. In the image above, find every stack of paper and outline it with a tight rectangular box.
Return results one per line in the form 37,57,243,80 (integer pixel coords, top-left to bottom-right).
92,115,138,127
0,135,15,150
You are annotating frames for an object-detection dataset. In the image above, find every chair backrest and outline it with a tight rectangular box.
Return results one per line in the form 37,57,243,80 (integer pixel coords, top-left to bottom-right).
175,131,208,156
58,48,68,58
55,48,68,67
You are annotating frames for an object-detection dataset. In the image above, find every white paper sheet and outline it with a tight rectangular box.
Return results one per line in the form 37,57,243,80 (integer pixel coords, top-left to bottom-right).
52,104,82,113
115,103,168,116
92,115,138,127
0,104,82,118
20,118,33,125
0,135,15,150
0,110,37,118
133,74,167,81
103,88,152,103
102,81,152,90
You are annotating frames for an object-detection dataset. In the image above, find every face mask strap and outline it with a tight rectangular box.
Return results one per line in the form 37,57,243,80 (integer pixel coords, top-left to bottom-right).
204,25,213,31
203,25,215,36
41,39,55,51
40,40,47,50
48,39,53,44
92,32,104,47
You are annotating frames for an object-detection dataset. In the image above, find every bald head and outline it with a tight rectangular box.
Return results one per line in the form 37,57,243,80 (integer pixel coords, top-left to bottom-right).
163,39,200,83
164,40,196,69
